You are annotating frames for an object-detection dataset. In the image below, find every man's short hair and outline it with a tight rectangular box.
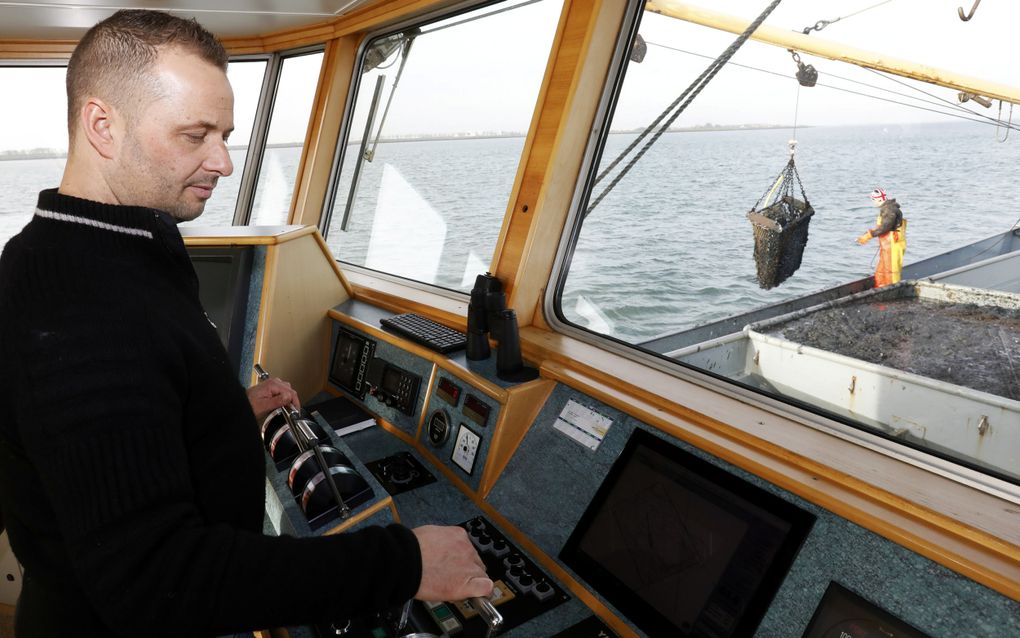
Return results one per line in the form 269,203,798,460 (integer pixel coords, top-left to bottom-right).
66,9,228,137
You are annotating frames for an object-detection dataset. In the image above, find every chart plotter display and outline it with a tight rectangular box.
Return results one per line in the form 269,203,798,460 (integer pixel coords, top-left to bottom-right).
560,429,815,638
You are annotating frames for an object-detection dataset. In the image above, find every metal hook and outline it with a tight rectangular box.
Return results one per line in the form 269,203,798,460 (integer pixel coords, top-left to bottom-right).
958,0,981,21
996,100,1013,143
801,19,831,34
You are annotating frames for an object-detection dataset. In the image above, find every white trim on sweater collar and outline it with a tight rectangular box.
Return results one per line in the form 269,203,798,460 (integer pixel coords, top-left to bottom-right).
34,208,154,240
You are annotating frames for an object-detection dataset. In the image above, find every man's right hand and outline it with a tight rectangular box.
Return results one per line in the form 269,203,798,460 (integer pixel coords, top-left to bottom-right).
413,525,493,602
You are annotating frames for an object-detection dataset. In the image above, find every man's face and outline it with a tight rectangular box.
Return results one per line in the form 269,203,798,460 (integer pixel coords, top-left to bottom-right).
111,48,234,222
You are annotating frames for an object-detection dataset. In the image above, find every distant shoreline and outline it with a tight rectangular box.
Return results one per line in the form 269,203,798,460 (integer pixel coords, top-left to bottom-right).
0,125,797,160
23,122,1002,161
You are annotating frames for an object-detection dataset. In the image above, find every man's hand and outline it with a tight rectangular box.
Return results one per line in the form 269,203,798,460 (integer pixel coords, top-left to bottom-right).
246,377,301,424
856,231,872,245
413,525,493,602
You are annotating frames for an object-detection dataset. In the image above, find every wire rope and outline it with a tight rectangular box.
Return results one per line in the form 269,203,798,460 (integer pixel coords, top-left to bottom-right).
861,66,1016,128
587,0,786,215
802,0,895,34
643,41,1020,132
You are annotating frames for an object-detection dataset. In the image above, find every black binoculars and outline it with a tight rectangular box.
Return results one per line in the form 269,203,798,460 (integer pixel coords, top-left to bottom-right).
466,272,537,382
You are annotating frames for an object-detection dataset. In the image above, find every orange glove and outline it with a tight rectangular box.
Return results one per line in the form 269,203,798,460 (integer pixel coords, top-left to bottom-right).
856,231,872,245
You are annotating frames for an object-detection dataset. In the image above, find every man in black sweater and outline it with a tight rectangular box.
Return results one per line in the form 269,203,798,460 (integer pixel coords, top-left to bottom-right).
0,10,491,637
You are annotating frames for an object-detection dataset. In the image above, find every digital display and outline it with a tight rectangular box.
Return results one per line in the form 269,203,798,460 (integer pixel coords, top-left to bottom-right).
382,365,404,394
560,429,815,638
436,377,461,406
463,393,491,427
802,582,930,638
329,329,373,398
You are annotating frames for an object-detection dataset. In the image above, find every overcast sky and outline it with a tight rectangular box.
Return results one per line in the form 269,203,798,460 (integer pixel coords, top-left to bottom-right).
1,0,1017,153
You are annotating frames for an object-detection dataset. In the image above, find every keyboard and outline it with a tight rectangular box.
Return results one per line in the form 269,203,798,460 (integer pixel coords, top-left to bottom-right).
380,313,467,354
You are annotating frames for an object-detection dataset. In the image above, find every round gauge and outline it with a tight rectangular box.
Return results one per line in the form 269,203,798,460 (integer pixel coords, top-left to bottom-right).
426,409,450,447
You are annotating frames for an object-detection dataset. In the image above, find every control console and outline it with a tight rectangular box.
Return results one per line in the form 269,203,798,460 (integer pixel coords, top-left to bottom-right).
313,515,568,637
442,515,569,635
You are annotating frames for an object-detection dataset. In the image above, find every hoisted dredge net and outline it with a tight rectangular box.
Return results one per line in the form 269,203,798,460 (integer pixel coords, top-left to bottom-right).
747,156,814,290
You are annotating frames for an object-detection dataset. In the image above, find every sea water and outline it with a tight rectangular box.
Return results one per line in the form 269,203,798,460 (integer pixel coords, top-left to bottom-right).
2,121,1017,342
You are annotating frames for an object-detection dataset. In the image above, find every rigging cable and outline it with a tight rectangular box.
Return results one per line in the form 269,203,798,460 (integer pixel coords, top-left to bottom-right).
801,0,895,34
997,101,1013,142
860,66,1020,130
643,41,1020,132
587,0,786,216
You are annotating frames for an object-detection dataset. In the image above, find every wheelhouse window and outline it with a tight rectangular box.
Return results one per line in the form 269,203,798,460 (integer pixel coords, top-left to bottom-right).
0,65,68,249
323,0,562,294
249,50,324,225
553,2,1020,485
184,58,269,228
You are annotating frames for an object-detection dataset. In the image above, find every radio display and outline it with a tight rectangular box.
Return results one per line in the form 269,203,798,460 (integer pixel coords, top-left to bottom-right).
436,377,461,406
463,394,491,427
329,328,374,399
382,366,404,394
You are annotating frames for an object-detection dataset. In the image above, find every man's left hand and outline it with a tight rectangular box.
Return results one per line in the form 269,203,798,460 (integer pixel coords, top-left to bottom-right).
856,231,872,245
247,377,301,424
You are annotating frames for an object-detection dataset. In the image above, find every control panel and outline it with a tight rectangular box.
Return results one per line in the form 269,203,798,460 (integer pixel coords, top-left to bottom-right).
456,515,570,634
422,374,501,489
389,516,569,637
365,358,421,416
310,516,569,638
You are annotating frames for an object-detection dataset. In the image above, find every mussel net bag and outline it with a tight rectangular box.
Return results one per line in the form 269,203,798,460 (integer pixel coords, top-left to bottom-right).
747,158,814,289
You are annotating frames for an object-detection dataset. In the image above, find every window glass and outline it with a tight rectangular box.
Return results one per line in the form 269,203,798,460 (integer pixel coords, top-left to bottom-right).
324,0,562,293
0,66,68,250
183,58,268,228
249,51,324,225
1,60,264,238
555,3,1020,484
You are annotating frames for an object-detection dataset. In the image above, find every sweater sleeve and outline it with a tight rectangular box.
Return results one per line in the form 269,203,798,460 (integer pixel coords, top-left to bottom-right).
11,268,420,636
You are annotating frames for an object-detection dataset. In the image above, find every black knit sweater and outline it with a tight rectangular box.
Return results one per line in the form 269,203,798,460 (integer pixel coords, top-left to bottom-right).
0,189,421,637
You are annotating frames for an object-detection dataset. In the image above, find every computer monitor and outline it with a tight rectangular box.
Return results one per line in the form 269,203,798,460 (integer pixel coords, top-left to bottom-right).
560,429,815,638
188,246,254,371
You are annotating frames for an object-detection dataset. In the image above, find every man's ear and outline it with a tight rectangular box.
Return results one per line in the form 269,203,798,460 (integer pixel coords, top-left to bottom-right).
80,97,119,160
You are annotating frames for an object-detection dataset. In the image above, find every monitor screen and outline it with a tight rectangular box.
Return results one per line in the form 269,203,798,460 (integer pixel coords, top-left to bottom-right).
188,246,254,370
802,582,930,638
560,429,815,638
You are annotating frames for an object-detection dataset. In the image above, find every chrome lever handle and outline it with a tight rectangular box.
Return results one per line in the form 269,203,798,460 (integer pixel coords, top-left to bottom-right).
396,598,413,634
470,596,503,638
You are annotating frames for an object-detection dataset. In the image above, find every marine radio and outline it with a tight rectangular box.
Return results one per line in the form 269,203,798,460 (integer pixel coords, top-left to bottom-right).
364,357,421,416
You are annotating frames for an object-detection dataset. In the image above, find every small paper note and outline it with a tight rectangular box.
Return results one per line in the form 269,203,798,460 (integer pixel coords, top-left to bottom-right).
553,399,612,451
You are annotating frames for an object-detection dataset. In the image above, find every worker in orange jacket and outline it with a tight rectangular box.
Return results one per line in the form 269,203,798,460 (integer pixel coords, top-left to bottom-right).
857,187,907,287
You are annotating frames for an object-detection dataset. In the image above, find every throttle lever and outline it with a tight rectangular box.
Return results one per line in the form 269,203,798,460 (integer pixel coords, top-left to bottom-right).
470,595,503,638
254,362,351,519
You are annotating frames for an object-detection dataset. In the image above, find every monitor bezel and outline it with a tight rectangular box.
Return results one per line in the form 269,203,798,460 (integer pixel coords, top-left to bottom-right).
559,428,816,638
801,581,931,638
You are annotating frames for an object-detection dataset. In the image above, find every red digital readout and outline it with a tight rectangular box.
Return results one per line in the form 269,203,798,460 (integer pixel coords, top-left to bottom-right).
437,377,461,405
